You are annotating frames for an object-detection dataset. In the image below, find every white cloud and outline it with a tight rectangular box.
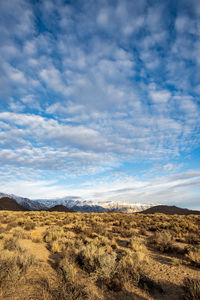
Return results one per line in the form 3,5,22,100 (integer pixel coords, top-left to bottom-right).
40,66,69,95
97,9,109,26
24,40,37,56
150,89,171,103
0,0,199,207
6,64,27,85
0,170,199,208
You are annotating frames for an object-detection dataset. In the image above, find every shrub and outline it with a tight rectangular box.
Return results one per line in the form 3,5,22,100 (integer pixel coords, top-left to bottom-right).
0,249,36,292
11,227,30,239
51,240,65,254
57,256,91,300
24,221,36,231
43,227,64,243
31,232,42,243
185,233,200,245
1,235,24,253
149,231,174,253
116,250,141,287
59,256,77,282
187,246,200,267
91,251,117,284
184,278,200,299
120,228,134,238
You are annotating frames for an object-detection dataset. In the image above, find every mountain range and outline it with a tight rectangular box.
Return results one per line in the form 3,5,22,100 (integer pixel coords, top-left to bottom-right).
0,193,200,214
0,192,154,213
0,193,46,211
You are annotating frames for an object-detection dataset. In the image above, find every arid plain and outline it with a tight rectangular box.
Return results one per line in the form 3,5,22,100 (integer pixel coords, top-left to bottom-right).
0,211,199,300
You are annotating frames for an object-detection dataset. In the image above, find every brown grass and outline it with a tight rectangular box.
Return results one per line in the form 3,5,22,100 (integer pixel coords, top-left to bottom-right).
184,278,200,299
0,211,199,299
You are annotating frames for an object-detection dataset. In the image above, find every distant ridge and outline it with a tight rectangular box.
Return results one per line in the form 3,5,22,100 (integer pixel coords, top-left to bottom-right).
141,205,200,215
0,192,46,210
0,197,28,211
49,205,72,212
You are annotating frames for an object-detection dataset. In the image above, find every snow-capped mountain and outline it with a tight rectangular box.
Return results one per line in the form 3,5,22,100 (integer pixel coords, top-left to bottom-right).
0,192,156,213
0,193,46,210
35,197,155,213
34,196,84,209
98,201,155,213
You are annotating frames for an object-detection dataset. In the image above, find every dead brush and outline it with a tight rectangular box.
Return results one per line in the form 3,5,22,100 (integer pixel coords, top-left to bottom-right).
31,233,42,243
1,235,24,253
56,256,93,300
10,227,30,239
184,233,200,245
0,226,5,234
77,239,113,274
77,243,104,273
51,240,66,254
129,237,149,263
184,278,200,300
59,256,77,283
43,226,65,243
0,247,36,293
6,221,18,231
187,246,200,268
24,221,36,230
77,237,148,292
119,228,135,238
149,230,174,253
0,251,22,290
115,250,142,288
90,251,117,286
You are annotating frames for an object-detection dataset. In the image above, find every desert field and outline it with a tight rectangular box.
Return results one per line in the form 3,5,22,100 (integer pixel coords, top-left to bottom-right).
0,211,199,300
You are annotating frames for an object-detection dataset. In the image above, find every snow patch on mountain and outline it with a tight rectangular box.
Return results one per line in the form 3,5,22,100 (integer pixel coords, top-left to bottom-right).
35,197,155,213
0,192,157,213
0,193,46,210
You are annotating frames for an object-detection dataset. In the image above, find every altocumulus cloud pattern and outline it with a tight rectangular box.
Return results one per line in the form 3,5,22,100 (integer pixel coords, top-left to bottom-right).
0,0,200,208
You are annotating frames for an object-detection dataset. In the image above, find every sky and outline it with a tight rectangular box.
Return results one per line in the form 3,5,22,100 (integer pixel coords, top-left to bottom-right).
0,0,200,209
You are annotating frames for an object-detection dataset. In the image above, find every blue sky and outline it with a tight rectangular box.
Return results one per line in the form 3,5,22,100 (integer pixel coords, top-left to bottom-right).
0,0,200,209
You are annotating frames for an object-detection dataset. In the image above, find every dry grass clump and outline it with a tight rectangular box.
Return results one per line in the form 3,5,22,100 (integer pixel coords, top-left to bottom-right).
17,217,26,226
184,278,200,299
0,233,36,298
55,255,97,300
0,234,23,252
76,235,148,292
24,221,36,230
119,228,135,238
170,257,181,266
184,233,200,245
10,227,30,239
187,246,200,267
43,226,65,243
77,241,111,273
129,237,149,262
0,250,35,285
0,225,5,234
31,231,43,243
43,226,68,253
149,230,187,256
149,230,174,253
116,250,142,288
6,216,36,231
51,240,66,253
92,250,117,283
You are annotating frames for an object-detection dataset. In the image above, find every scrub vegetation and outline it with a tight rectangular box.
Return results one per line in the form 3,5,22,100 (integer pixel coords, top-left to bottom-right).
0,211,199,300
